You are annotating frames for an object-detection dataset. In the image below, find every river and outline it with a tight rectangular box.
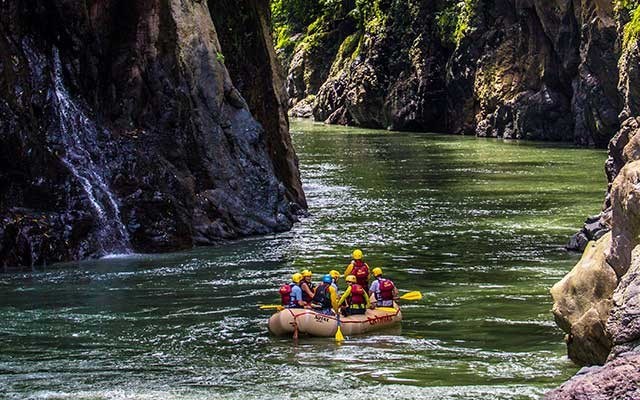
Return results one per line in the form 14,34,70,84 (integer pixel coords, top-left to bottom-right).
0,119,607,399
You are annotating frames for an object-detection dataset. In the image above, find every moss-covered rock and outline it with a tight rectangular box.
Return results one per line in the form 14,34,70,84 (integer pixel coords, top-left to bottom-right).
284,5,358,110
313,0,451,131
278,0,624,147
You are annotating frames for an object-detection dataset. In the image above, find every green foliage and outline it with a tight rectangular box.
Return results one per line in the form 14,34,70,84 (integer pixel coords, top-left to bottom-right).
270,0,324,33
436,6,458,47
271,0,323,56
355,0,387,33
270,0,347,60
216,51,225,64
298,15,330,53
328,31,363,76
623,5,640,47
615,0,640,16
436,0,477,48
340,31,362,59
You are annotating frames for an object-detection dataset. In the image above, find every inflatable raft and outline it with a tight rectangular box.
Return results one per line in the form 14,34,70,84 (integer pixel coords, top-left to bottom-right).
268,306,402,337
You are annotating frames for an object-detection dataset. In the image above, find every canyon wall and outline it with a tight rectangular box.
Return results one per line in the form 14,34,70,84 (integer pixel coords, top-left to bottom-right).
281,0,622,146
274,1,640,396
547,5,640,398
0,0,306,267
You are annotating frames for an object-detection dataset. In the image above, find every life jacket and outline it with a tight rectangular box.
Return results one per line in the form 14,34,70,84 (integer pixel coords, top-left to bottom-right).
348,284,366,308
311,283,332,309
376,277,395,301
279,282,297,307
301,281,314,302
352,260,369,287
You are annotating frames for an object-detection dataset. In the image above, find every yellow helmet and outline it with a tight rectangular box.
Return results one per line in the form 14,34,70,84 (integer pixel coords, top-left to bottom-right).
372,267,383,277
329,270,340,279
292,273,303,283
352,249,363,260
345,274,357,283
301,269,312,277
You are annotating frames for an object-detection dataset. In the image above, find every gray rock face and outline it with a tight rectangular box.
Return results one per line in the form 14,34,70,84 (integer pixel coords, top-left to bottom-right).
607,244,640,359
606,161,640,278
545,353,640,400
548,28,640,395
282,0,621,146
208,0,307,210
313,0,449,131
0,0,305,267
447,0,620,144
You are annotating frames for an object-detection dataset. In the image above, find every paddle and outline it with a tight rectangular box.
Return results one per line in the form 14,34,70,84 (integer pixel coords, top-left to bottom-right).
377,306,399,313
375,292,423,312
259,304,284,311
399,291,422,301
335,312,345,342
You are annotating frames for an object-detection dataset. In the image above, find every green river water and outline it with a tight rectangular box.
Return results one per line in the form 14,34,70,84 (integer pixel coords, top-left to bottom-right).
0,120,607,399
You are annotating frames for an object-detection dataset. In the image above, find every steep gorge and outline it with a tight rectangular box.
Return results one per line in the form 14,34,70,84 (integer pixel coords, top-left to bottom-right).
279,0,622,146
0,0,306,267
275,1,640,396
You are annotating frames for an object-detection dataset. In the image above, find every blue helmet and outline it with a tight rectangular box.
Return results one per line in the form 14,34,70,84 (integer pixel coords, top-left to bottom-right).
322,274,332,284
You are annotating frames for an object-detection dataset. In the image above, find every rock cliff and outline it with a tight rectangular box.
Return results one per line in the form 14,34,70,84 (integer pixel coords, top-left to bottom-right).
277,0,640,395
0,0,305,267
279,0,622,146
311,1,451,131
548,163,640,397
547,5,640,397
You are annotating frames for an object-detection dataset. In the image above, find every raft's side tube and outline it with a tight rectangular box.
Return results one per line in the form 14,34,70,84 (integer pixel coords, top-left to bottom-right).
268,307,402,337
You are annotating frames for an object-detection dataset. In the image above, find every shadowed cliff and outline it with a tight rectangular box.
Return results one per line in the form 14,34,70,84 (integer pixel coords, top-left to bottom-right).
0,0,306,267
278,0,621,147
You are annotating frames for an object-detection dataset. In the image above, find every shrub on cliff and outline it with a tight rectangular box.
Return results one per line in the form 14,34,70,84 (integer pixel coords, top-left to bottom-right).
435,0,476,49
271,0,345,61
623,5,640,47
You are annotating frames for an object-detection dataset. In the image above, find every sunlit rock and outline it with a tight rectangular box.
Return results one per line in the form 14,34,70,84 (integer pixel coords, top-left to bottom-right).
551,233,617,365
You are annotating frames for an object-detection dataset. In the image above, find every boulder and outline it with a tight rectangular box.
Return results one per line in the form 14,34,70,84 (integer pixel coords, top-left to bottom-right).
544,352,640,400
551,233,618,365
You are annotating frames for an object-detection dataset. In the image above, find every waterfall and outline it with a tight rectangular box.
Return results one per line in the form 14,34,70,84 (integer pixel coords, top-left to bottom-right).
51,48,132,255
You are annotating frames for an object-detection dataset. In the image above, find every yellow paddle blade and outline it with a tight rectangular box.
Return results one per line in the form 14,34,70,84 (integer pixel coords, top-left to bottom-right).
400,291,422,301
335,326,345,342
259,304,284,310
377,307,399,313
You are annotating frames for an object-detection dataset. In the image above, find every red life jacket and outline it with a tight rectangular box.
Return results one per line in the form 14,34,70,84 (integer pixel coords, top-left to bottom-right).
279,283,293,306
377,278,395,301
352,260,369,287
348,284,366,307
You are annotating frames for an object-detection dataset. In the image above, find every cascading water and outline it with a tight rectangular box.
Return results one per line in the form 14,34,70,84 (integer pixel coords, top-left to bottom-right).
51,47,131,256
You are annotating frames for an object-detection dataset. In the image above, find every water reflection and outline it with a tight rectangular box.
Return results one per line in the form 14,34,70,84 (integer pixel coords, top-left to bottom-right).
0,120,606,399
